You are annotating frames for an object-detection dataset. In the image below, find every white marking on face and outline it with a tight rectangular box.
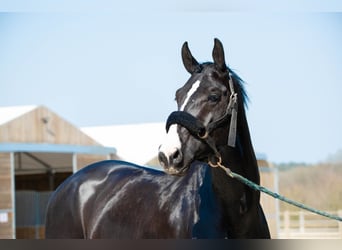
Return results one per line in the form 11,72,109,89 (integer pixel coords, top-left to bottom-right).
159,124,181,159
180,80,201,111
159,80,201,162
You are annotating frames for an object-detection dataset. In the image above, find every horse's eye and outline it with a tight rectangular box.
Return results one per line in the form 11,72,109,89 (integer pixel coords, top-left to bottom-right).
208,94,221,103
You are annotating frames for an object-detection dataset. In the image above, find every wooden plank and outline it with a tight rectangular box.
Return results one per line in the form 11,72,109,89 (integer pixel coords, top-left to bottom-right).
0,153,11,173
0,193,12,209
0,153,12,210
0,211,14,239
0,178,11,191
16,226,45,239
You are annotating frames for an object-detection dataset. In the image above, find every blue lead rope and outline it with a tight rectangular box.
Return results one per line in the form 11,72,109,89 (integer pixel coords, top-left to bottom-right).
217,164,342,222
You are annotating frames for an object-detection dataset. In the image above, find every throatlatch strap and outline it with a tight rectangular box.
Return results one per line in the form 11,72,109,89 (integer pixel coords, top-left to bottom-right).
227,77,238,147
227,95,237,147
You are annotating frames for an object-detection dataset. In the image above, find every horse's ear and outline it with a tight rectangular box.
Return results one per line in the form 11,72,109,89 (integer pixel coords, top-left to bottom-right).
212,38,227,71
182,41,200,74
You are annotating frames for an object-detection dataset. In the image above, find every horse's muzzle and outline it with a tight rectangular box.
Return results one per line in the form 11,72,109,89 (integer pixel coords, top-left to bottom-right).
158,149,187,176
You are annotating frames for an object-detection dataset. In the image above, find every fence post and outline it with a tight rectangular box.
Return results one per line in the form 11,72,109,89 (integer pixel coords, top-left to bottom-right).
284,210,290,238
338,210,342,238
299,210,305,233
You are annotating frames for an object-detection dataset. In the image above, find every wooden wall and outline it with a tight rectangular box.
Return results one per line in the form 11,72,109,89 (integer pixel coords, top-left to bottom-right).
0,106,100,146
0,153,14,239
0,212,14,239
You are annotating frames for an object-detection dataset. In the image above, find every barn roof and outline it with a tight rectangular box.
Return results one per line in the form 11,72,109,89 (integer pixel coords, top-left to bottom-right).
0,105,104,146
0,105,37,125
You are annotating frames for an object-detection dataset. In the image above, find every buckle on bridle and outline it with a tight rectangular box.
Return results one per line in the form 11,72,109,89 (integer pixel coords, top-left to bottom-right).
208,154,222,168
197,130,208,140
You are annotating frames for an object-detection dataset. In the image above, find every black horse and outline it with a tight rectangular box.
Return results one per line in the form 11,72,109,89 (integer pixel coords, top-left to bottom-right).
45,38,270,238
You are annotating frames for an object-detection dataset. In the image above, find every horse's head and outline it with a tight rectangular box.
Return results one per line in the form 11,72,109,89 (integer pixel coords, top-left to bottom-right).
159,38,240,176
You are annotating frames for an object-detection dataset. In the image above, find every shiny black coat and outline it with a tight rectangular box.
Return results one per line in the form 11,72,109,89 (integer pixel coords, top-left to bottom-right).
45,160,269,238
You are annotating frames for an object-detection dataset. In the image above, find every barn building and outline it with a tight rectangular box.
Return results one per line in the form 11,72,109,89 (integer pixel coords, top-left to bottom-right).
0,105,117,239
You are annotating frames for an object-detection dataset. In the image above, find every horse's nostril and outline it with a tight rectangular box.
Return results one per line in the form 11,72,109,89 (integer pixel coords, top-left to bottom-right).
173,150,179,160
159,148,183,168
171,149,183,164
158,152,168,168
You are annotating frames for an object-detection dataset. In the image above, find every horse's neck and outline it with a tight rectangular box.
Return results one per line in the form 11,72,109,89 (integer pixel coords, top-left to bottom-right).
211,95,261,204
210,106,260,227
227,95,260,185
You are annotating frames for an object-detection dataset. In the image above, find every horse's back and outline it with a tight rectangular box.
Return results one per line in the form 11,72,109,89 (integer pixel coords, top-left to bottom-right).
45,160,161,238
45,160,216,238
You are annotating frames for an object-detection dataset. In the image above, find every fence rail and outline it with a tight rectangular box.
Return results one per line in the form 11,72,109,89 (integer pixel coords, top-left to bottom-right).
278,210,342,239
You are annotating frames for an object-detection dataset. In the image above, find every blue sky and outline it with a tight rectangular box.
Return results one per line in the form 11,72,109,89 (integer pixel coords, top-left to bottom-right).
0,2,342,164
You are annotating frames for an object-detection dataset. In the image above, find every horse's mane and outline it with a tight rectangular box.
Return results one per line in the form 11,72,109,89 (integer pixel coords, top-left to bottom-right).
227,67,249,109
228,66,259,185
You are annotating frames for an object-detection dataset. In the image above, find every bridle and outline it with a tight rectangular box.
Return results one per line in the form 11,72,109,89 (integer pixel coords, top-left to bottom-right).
165,73,238,167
